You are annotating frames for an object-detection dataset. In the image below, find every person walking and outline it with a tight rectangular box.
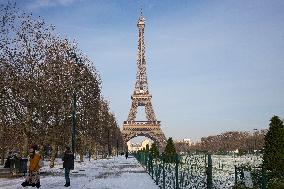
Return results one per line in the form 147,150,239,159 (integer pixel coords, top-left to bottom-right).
125,151,129,159
62,146,74,187
21,145,41,188
4,151,12,168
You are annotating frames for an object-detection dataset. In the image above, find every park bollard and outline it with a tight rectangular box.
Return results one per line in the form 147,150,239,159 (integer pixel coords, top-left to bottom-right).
206,154,213,189
175,154,179,189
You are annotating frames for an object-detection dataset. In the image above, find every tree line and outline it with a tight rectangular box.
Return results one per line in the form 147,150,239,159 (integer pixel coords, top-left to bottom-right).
173,130,267,154
0,3,124,165
178,130,266,154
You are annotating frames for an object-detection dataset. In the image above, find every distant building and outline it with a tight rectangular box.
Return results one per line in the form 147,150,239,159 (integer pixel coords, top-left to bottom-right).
141,139,153,149
127,141,141,152
174,138,192,146
127,139,153,152
183,139,192,146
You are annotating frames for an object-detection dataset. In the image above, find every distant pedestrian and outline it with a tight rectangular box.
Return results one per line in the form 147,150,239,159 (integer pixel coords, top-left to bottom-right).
4,151,12,168
125,151,129,159
21,145,41,188
62,146,74,187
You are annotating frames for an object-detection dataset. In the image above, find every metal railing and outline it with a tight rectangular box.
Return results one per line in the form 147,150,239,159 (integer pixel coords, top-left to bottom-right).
134,152,269,189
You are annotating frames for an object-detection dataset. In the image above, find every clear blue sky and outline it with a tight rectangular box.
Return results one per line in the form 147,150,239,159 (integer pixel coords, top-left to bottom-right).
8,0,284,142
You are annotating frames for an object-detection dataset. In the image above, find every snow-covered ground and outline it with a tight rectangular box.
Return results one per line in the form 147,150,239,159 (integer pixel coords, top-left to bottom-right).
0,155,159,189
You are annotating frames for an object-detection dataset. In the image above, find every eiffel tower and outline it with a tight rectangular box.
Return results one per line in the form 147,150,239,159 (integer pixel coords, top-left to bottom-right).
122,12,166,150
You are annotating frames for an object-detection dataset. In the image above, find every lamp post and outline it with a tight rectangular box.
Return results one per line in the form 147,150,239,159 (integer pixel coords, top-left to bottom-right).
253,128,258,154
253,128,258,168
71,89,76,156
116,138,119,157
107,128,110,156
70,51,83,156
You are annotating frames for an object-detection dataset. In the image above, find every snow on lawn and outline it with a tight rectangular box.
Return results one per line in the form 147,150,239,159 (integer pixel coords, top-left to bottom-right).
0,155,159,189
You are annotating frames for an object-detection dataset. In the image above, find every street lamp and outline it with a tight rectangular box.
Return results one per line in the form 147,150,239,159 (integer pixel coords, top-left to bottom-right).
107,128,111,156
116,139,119,157
253,128,258,154
70,51,83,156
115,125,120,157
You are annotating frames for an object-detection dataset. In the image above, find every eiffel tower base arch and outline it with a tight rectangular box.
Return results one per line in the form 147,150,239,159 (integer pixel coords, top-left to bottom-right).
122,121,167,151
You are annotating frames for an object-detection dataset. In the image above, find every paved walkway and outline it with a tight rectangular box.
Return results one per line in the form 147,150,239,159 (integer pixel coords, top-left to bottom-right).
0,155,159,189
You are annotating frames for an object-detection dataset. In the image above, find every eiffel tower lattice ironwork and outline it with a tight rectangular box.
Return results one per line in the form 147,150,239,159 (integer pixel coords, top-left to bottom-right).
122,12,166,149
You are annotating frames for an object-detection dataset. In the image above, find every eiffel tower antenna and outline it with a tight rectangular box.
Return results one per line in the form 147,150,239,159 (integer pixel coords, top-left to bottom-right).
122,12,166,151
140,8,143,17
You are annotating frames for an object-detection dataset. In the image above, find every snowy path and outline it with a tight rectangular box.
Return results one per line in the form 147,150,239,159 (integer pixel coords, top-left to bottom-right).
0,155,159,189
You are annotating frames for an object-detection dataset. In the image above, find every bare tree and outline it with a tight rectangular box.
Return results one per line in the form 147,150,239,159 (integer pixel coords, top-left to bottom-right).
0,3,124,166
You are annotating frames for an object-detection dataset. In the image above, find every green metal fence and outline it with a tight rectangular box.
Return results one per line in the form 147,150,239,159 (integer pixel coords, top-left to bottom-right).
134,152,268,189
134,152,208,189
234,165,268,189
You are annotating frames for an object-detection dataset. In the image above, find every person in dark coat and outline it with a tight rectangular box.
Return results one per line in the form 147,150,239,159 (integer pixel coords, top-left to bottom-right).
4,152,12,168
62,147,74,187
125,151,129,159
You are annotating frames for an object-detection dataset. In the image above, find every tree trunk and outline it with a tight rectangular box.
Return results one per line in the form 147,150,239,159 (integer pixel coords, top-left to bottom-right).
79,151,84,162
23,107,33,157
23,132,29,157
92,143,97,160
49,143,57,168
39,144,44,160
0,148,5,165
0,124,3,165
112,147,116,156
